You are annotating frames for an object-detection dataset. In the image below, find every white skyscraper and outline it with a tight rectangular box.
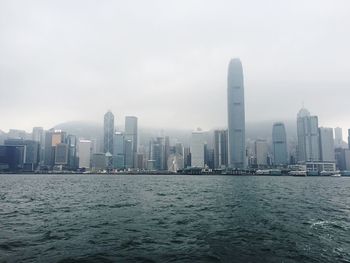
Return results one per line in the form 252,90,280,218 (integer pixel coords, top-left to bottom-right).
297,108,320,162
319,127,335,162
78,140,91,169
227,58,245,168
190,130,205,168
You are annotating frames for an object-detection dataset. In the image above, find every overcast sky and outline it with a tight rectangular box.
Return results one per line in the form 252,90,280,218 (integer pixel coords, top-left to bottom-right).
1,0,349,137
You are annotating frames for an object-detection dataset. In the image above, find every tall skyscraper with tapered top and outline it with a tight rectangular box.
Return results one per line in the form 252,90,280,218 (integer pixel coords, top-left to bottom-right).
227,58,246,168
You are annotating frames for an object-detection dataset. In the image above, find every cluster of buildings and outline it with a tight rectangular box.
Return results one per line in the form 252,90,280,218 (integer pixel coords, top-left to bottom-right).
1,58,349,174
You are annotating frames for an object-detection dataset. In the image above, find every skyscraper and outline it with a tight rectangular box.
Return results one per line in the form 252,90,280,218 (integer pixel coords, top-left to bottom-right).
190,129,205,168
319,127,335,162
297,108,320,162
125,116,138,167
213,130,228,169
334,127,343,148
254,139,268,166
103,111,114,155
272,122,288,165
78,139,91,169
227,58,245,169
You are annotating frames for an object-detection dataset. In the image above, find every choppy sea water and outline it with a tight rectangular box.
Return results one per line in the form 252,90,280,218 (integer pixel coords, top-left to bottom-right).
0,174,350,263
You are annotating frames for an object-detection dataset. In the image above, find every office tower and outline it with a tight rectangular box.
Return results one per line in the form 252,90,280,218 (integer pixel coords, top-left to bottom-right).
149,137,165,170
103,111,114,155
334,127,343,148
92,153,106,171
227,58,246,169
32,127,45,165
204,145,215,169
78,140,91,169
66,135,77,170
254,139,268,166
4,139,40,171
164,136,170,170
190,130,205,168
0,145,25,171
272,122,288,165
43,130,67,168
183,147,191,168
125,116,138,168
113,132,125,169
124,139,133,169
213,130,228,169
297,108,320,162
319,127,335,162
55,143,69,166
348,129,350,149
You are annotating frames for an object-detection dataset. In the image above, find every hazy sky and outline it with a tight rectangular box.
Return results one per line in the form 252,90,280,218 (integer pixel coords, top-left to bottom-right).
1,0,349,136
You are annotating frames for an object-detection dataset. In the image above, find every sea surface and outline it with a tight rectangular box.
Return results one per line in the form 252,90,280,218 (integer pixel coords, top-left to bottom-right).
0,174,350,263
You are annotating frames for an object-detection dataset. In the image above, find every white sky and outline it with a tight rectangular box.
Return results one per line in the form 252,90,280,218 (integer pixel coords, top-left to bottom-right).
0,0,349,138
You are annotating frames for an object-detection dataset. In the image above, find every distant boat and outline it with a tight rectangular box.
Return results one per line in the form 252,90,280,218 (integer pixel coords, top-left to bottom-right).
289,170,307,176
331,174,341,177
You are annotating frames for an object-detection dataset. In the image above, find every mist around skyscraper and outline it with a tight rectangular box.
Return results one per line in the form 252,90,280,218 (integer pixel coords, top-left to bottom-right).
0,58,349,176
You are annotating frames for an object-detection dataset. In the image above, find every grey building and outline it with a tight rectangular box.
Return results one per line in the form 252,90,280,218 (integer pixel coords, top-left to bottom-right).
227,58,246,168
103,111,114,155
297,108,320,162
4,139,39,171
213,130,228,169
125,116,138,167
272,122,288,165
319,127,335,162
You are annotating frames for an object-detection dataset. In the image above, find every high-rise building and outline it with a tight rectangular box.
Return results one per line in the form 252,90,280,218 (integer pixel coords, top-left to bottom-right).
66,135,77,170
113,132,125,169
149,137,165,170
297,108,320,162
227,58,246,168
32,127,45,165
55,143,69,166
43,130,66,168
319,127,335,162
348,129,350,150
190,130,205,168
125,116,138,168
254,139,268,166
334,127,343,148
4,139,40,171
213,130,228,169
272,122,288,165
103,111,114,155
78,140,91,169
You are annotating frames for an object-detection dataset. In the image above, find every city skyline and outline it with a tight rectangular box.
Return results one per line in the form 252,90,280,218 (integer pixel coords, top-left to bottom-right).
1,1,350,133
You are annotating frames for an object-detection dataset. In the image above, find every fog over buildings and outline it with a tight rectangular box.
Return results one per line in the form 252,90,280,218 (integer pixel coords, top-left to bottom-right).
0,0,350,136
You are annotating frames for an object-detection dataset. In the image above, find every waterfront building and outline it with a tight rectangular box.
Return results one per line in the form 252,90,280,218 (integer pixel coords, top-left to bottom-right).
113,132,125,169
214,130,228,169
183,147,191,168
348,129,350,149
0,145,25,171
43,130,67,168
92,153,106,171
227,58,246,168
78,140,91,169
125,116,138,167
335,148,350,171
190,129,205,168
66,135,78,170
149,137,165,170
55,143,69,166
254,139,268,167
297,108,320,162
319,127,335,162
124,139,133,169
272,122,288,165
103,111,114,155
334,127,343,148
4,139,39,171
32,127,45,165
